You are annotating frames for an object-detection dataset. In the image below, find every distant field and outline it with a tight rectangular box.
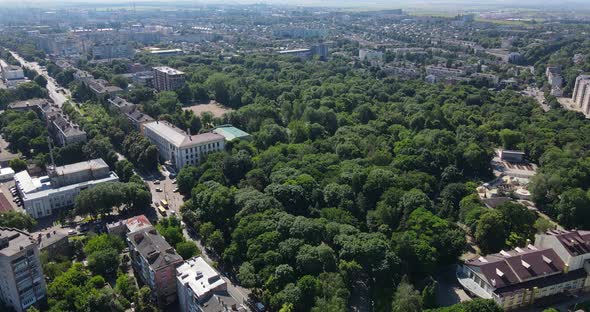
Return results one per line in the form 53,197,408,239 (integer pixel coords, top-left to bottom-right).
182,101,232,119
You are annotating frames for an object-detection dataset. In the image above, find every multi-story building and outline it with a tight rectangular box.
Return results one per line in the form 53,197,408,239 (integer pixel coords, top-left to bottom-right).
126,110,155,133
359,49,384,63
572,75,590,116
85,78,123,97
7,99,87,147
535,230,590,275
176,257,245,312
0,227,46,312
458,230,590,310
143,121,225,170
0,60,25,82
127,226,183,306
14,159,119,219
91,42,135,60
133,71,154,88
546,65,563,87
107,214,152,237
153,66,185,91
149,49,184,57
108,96,137,114
426,66,466,79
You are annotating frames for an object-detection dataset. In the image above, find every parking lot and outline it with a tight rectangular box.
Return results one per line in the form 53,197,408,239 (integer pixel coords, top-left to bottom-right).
0,180,25,213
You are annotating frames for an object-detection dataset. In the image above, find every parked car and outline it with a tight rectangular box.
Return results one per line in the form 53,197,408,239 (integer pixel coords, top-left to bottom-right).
156,188,163,192
68,229,77,236
153,180,160,185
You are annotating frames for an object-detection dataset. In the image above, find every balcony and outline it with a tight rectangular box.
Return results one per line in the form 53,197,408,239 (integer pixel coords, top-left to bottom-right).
456,268,493,299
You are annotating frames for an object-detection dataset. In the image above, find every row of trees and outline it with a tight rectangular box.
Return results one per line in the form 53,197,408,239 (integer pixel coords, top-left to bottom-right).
75,182,151,218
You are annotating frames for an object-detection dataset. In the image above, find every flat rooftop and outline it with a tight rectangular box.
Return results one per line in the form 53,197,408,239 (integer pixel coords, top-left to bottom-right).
150,49,183,54
53,158,109,177
0,227,34,257
279,49,311,54
212,126,250,141
177,256,226,299
153,66,184,75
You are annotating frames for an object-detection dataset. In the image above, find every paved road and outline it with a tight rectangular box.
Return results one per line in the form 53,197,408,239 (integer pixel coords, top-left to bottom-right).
143,169,252,308
522,86,550,112
9,51,71,107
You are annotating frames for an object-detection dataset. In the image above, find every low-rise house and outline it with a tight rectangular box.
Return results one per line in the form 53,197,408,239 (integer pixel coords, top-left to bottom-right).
212,125,251,142
127,226,183,306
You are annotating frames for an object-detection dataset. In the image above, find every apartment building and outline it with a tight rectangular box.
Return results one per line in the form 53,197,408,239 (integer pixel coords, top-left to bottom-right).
458,230,590,310
359,49,384,63
176,257,245,312
91,42,135,60
107,214,152,237
0,59,25,82
143,121,225,170
14,159,119,219
7,99,87,147
153,66,185,91
572,75,590,116
426,65,466,79
127,226,183,306
0,228,46,312
546,65,563,87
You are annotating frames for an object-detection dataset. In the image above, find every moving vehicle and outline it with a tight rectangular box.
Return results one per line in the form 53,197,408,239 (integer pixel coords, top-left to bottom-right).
157,205,167,216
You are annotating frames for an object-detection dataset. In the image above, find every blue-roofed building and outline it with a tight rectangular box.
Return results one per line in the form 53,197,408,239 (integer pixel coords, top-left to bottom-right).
212,125,251,142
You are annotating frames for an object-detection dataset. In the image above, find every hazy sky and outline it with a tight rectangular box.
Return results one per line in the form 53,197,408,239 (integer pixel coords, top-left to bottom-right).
0,0,589,10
